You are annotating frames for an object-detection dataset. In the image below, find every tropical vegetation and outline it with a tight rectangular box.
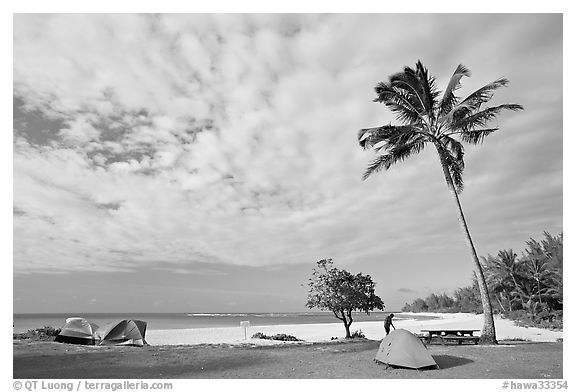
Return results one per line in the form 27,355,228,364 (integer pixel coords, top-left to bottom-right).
401,232,563,330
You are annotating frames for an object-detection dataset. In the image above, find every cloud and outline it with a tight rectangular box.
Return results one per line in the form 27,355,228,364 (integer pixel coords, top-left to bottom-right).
13,14,562,278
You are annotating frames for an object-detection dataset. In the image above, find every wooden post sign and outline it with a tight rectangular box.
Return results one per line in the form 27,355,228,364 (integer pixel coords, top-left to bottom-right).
240,321,250,340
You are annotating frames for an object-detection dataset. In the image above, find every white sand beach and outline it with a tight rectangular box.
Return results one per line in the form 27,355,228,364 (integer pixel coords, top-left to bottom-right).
146,312,563,346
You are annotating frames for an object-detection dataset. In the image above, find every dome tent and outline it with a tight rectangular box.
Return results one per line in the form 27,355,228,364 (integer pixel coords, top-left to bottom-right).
95,319,147,347
55,317,99,345
375,329,438,369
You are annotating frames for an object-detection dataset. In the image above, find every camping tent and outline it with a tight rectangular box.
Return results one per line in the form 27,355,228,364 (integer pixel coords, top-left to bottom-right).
55,317,99,345
375,329,438,369
95,319,147,346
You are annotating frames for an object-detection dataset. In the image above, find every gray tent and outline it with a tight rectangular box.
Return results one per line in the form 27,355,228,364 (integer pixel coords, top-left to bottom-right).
375,329,438,369
55,317,99,345
94,319,147,346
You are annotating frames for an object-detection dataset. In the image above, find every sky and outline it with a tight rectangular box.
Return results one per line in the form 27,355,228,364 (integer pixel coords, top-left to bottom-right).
12,14,563,313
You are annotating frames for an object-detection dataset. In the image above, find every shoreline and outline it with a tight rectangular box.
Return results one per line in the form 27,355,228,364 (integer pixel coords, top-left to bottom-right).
12,311,427,334
146,312,563,346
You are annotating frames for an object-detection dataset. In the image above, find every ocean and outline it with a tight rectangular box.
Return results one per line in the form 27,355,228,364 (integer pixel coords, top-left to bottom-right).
12,312,438,333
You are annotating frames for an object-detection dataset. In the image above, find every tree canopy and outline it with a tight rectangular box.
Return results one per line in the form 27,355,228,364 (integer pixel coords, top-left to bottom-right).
358,61,523,188
306,259,384,338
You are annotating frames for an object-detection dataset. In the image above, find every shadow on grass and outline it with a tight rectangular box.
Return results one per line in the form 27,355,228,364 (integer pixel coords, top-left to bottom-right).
433,355,474,369
15,351,275,379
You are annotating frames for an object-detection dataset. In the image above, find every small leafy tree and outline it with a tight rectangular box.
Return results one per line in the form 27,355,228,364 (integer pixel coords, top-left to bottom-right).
306,259,384,338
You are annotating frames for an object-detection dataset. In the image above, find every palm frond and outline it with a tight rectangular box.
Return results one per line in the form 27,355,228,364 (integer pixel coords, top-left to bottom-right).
373,83,424,124
389,70,427,114
435,141,465,193
439,136,465,190
362,140,426,180
358,127,376,149
458,128,499,144
448,156,464,193
362,155,393,180
441,78,512,124
440,64,471,115
451,104,524,131
452,168,464,193
415,60,440,117
357,124,422,150
441,135,465,163
459,78,510,110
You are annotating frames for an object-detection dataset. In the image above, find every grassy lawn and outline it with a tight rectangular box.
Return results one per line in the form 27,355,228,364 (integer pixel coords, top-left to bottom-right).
13,339,562,379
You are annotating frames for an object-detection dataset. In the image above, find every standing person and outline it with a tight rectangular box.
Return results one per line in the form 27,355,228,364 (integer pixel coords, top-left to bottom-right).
384,313,395,335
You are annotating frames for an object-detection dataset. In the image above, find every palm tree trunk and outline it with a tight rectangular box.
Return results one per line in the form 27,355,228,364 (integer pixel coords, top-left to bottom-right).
495,294,506,313
509,272,526,309
436,147,498,344
536,278,543,307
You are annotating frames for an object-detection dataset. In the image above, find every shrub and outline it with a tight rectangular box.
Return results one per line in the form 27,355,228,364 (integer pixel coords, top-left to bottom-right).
505,337,529,342
29,326,61,337
350,330,366,339
14,325,61,341
251,332,303,341
270,333,303,341
505,309,563,330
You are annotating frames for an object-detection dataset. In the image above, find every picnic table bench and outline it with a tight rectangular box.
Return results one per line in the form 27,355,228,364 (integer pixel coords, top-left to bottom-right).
420,329,481,345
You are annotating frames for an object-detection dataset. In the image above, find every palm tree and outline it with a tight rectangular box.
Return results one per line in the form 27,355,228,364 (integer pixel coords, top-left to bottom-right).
357,61,523,344
483,250,527,311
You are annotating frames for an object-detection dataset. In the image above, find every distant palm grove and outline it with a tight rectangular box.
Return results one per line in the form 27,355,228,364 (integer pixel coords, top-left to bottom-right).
402,232,563,330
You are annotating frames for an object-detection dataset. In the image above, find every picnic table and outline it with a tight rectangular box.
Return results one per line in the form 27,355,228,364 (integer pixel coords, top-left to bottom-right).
420,329,481,345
